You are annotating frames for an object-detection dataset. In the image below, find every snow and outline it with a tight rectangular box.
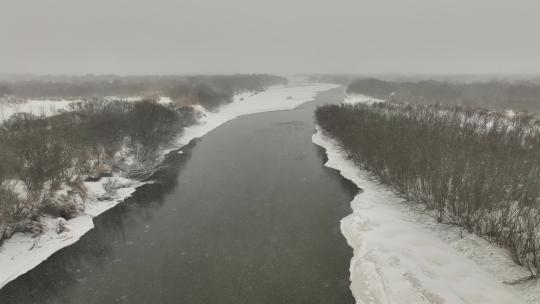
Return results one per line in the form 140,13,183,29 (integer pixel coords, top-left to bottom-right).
326,93,540,302
83,175,144,217
157,96,174,105
103,96,144,102
0,174,142,290
0,99,76,122
0,215,94,289
0,82,338,290
343,93,385,105
103,95,173,106
313,128,529,303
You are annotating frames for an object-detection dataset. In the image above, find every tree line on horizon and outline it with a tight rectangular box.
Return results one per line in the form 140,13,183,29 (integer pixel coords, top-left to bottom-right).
0,74,287,110
347,78,540,112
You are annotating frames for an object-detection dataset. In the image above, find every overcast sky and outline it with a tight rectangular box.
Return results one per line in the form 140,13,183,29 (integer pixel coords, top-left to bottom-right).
1,0,539,75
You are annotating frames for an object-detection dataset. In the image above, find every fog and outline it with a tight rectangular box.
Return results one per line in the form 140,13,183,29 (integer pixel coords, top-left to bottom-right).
1,0,539,75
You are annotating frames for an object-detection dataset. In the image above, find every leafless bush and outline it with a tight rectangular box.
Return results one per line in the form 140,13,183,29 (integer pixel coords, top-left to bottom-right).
0,183,24,222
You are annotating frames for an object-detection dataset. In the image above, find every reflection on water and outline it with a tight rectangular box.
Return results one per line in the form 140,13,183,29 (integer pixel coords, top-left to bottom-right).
0,88,356,304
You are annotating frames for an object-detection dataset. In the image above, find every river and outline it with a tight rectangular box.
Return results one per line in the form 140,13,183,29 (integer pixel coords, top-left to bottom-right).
0,87,357,304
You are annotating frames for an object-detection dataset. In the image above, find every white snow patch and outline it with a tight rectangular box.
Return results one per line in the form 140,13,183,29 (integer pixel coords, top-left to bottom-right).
343,94,385,105
0,215,94,289
103,95,173,106
0,174,142,289
312,128,527,304
0,82,339,290
83,175,144,217
157,96,174,105
0,99,76,122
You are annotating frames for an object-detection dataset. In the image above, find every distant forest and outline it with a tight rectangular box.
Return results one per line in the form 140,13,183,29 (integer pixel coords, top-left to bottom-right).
0,74,287,110
347,78,540,112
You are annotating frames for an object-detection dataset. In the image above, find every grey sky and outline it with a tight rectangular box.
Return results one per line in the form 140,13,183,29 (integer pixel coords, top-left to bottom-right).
1,0,539,75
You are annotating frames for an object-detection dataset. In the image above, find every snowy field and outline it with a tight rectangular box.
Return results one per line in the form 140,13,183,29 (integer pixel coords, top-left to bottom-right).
0,82,338,290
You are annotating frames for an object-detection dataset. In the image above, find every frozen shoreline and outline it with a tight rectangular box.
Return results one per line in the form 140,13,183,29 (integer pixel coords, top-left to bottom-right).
0,82,339,290
327,93,540,302
312,128,529,303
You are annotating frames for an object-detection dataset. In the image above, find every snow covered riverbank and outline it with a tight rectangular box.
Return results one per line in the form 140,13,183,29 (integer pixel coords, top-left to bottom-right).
0,82,339,290
313,128,529,303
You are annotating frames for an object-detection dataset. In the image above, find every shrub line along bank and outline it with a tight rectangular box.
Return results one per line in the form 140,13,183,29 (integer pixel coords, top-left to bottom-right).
316,102,540,275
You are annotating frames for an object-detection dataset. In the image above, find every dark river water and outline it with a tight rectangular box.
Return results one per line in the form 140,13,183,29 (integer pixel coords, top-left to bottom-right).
0,87,357,304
